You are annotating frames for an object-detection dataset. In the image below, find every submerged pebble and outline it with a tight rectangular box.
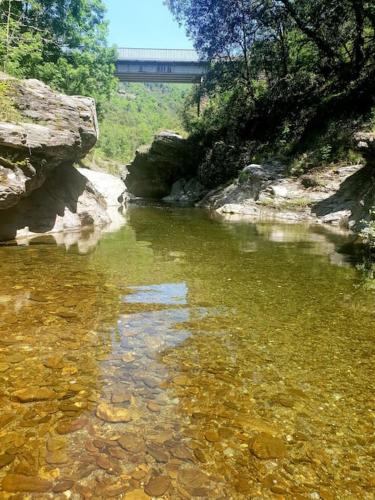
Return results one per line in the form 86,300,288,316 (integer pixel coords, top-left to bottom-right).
96,402,133,423
2,474,52,493
249,433,287,459
144,475,171,497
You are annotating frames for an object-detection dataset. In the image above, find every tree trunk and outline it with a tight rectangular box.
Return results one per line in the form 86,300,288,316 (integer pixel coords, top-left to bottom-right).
351,0,365,76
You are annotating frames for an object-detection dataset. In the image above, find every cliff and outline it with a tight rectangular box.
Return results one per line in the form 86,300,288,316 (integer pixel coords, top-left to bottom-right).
125,131,201,199
0,73,126,242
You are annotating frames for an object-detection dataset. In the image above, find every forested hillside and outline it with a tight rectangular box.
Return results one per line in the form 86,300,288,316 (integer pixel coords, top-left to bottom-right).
94,83,190,167
168,0,375,180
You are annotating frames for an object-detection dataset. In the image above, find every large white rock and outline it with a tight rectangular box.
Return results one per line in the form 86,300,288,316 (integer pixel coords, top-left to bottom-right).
77,168,127,207
0,166,127,243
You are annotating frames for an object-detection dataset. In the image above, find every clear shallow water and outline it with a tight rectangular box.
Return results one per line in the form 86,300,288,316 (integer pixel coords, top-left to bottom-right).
0,207,374,499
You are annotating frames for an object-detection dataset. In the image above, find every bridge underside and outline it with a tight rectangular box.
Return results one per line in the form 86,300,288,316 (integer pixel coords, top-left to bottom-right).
116,73,202,83
115,61,206,84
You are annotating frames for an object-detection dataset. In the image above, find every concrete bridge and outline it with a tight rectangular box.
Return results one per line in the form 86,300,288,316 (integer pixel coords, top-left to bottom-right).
115,48,208,84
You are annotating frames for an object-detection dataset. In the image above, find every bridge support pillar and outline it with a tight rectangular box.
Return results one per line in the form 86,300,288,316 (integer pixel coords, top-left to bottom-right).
197,77,203,117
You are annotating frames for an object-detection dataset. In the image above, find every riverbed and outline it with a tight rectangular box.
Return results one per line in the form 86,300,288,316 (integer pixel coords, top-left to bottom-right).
0,207,374,499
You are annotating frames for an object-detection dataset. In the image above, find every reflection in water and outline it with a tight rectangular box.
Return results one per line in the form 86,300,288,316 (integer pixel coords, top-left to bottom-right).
124,283,188,305
0,207,374,498
11,206,126,254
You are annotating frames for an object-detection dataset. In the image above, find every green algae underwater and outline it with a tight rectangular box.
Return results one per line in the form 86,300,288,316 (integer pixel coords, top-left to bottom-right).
0,207,374,499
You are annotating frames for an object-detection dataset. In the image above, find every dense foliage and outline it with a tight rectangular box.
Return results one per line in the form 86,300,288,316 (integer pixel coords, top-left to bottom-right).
168,0,375,172
0,0,116,109
93,83,189,166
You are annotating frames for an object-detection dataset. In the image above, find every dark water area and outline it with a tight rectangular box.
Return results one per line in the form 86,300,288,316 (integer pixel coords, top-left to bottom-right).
0,207,374,499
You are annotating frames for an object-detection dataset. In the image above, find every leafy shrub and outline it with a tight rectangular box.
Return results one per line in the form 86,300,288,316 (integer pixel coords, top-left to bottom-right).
238,170,251,185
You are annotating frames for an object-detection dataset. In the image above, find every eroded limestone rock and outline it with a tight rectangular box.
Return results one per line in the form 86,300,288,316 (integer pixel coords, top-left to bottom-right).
0,165,110,241
0,73,98,210
126,131,201,199
77,167,128,207
0,73,127,242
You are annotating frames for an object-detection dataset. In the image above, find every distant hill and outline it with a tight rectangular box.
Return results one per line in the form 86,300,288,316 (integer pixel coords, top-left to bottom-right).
93,83,191,170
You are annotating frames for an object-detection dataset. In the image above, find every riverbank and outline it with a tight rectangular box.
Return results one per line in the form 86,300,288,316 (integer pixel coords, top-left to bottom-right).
125,131,375,244
199,162,372,229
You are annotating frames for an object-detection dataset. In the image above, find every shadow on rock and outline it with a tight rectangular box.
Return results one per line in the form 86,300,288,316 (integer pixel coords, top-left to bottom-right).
0,166,110,242
312,165,375,229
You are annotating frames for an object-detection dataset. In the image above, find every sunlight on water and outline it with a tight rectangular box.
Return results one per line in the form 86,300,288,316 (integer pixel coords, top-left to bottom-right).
0,207,374,498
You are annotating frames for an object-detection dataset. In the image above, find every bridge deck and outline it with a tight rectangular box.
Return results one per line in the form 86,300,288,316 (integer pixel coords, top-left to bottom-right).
115,48,207,84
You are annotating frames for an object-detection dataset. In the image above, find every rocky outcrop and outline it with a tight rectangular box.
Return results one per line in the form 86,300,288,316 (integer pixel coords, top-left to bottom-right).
163,177,206,204
77,168,127,207
125,131,201,199
0,166,128,242
0,73,126,242
0,73,98,209
199,133,375,230
77,167,128,234
200,162,374,228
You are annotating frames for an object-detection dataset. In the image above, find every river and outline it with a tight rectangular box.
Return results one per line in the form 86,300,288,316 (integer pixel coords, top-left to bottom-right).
0,207,374,498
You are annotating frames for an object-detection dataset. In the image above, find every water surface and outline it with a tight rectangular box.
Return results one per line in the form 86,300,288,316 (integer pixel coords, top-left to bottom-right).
0,207,374,499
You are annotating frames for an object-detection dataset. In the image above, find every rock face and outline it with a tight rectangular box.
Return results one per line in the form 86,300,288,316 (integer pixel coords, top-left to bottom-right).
201,161,375,229
125,131,201,199
78,168,127,207
0,72,98,209
0,165,114,241
0,73,126,242
163,177,206,203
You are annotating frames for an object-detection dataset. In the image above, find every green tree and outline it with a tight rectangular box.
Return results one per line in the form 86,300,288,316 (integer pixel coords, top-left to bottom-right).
167,0,375,127
168,0,375,91
0,0,116,108
166,0,375,184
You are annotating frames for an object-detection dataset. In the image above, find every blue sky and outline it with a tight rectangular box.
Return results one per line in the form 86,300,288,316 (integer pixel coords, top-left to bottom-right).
104,0,194,49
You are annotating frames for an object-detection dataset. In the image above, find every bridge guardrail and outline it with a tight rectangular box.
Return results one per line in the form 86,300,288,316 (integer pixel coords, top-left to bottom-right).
117,48,202,63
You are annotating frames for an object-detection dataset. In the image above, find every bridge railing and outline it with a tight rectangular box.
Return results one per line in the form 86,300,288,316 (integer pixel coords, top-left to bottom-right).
117,48,202,63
